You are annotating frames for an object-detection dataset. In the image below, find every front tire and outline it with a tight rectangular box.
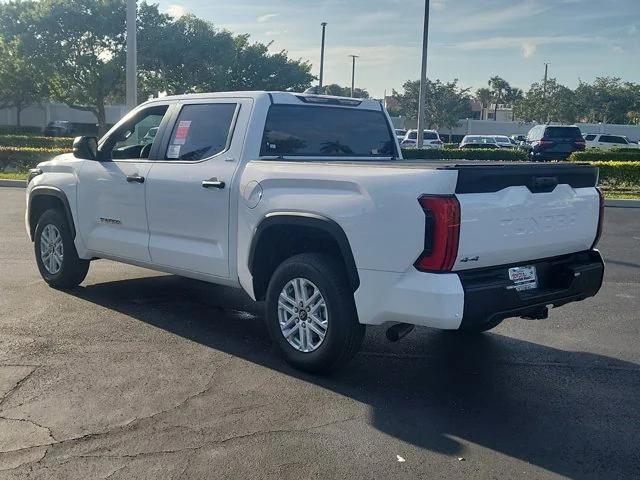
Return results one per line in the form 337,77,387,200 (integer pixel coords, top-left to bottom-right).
34,209,89,289
265,253,365,374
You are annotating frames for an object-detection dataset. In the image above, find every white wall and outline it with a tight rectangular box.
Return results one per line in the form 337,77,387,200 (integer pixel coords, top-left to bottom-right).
0,102,128,129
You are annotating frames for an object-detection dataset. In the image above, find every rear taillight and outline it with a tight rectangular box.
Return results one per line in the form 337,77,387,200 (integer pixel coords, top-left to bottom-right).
574,139,586,150
414,195,460,272
591,187,605,249
538,138,555,146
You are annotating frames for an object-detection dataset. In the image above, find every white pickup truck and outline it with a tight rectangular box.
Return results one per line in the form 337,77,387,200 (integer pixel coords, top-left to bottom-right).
26,91,605,372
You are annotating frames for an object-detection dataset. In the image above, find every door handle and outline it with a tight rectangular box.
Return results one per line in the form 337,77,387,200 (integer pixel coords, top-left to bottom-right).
202,178,225,189
126,174,145,184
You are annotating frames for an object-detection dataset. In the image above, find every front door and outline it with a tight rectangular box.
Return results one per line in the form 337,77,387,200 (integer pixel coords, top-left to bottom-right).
77,104,171,262
145,98,250,278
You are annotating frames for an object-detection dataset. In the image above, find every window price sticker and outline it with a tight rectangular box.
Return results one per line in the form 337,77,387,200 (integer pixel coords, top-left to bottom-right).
174,120,191,145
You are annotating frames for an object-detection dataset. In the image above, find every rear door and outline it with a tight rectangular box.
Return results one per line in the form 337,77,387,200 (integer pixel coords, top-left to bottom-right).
145,98,251,278
452,164,600,271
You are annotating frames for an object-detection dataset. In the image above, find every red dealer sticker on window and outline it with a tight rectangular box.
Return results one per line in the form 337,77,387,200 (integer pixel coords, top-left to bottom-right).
174,120,191,145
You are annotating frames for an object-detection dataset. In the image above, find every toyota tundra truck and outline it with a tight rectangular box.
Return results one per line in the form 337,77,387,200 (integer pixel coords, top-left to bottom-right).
25,91,605,373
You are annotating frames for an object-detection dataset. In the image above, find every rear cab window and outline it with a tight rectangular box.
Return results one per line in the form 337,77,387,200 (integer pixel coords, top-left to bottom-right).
165,103,238,161
261,104,396,158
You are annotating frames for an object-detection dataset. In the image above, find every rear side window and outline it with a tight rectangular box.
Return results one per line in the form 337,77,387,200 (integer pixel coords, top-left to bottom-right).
544,126,582,139
585,134,597,141
261,105,395,158
165,103,237,161
600,135,627,144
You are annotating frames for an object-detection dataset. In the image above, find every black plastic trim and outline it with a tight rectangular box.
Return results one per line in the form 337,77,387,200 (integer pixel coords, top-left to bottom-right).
458,250,604,330
248,212,360,292
449,163,598,194
29,186,76,239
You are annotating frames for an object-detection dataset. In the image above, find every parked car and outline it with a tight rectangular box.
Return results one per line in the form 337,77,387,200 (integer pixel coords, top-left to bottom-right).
26,91,604,373
394,129,407,142
459,135,500,149
44,120,76,137
583,133,640,150
493,135,516,149
401,129,443,149
523,125,586,161
510,134,526,144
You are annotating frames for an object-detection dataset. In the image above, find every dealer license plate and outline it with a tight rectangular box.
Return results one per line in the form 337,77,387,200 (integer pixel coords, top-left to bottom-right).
508,266,538,292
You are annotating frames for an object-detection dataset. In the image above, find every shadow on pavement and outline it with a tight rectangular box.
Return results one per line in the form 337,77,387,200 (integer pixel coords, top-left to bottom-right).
70,274,640,479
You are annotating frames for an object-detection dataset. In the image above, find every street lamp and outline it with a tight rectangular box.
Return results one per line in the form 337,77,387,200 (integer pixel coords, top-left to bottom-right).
349,55,359,97
126,0,137,111
416,0,430,149
319,22,327,89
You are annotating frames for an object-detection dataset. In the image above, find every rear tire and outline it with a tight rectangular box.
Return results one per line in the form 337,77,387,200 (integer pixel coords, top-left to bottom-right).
34,209,89,289
265,253,365,374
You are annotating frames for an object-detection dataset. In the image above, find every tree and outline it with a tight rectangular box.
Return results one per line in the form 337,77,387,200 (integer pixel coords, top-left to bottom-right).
321,84,370,98
475,87,492,120
0,38,48,126
574,77,640,124
504,87,524,121
488,76,510,121
514,78,578,123
392,78,472,130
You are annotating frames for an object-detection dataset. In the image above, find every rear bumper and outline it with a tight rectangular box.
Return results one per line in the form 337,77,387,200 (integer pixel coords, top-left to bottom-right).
458,250,604,330
354,250,604,329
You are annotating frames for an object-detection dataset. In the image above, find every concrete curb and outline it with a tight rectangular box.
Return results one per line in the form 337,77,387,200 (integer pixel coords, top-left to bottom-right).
605,199,640,208
2,182,639,208
0,179,27,188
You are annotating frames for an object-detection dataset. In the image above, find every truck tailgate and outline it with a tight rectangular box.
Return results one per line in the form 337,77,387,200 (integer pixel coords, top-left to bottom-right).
451,164,600,271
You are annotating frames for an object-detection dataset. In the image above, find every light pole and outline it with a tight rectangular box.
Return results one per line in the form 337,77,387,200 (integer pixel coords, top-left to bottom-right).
542,62,549,123
416,0,430,149
349,55,359,97
319,22,327,90
125,0,137,111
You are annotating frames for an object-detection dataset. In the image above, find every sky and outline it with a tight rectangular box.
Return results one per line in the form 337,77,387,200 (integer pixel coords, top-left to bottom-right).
160,0,638,97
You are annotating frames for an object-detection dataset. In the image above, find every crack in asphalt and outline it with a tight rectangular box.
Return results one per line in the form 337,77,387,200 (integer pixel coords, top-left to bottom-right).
0,365,39,410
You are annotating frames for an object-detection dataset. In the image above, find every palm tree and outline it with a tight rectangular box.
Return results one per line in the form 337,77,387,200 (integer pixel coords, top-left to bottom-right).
476,88,492,120
488,76,510,121
505,87,524,121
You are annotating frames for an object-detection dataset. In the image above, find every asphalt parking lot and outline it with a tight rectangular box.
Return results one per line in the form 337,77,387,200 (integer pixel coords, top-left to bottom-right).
0,186,638,479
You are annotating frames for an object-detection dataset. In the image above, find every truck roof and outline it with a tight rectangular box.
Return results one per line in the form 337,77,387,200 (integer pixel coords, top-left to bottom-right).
145,90,384,111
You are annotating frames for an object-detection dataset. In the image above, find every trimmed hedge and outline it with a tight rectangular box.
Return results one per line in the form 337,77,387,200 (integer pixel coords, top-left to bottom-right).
0,146,69,172
0,125,42,135
0,135,74,149
401,147,528,161
610,147,640,154
569,150,640,162
593,161,640,188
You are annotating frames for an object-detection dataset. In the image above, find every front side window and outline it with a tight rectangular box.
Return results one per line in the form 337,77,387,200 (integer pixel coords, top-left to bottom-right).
165,103,237,161
100,105,169,160
261,105,395,158
585,134,597,141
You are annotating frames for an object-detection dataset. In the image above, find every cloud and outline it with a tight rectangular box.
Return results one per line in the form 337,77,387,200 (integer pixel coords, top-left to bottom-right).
521,40,537,58
257,13,279,23
445,35,596,53
266,30,288,37
442,1,549,33
432,0,446,10
166,4,187,18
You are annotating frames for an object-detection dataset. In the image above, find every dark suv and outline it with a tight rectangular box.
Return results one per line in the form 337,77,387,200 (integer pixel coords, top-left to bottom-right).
524,125,585,161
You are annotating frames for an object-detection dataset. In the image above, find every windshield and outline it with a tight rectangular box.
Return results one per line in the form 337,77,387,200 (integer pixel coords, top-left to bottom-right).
261,105,396,158
463,136,495,144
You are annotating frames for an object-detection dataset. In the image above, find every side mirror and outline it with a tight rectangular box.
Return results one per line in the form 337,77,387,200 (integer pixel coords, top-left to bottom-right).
73,136,98,160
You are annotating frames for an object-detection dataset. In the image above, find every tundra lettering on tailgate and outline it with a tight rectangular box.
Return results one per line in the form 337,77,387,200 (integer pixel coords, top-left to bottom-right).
500,213,577,237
